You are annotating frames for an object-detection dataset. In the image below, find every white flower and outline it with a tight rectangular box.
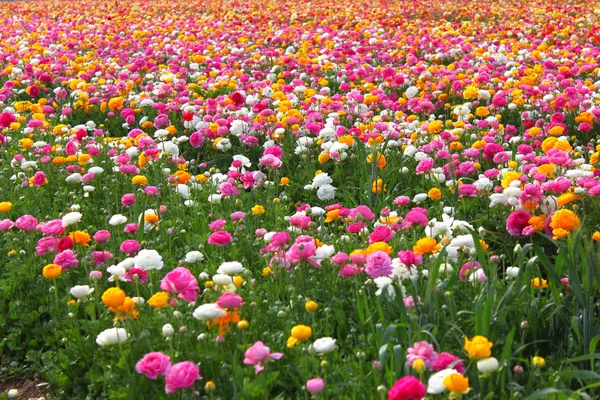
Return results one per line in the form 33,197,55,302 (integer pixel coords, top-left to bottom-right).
107,265,126,282
427,369,458,394
477,357,500,374
134,249,164,271
70,285,94,299
312,173,332,187
65,173,83,183
176,184,190,199
217,261,243,275
374,277,395,297
162,324,175,337
192,303,227,321
96,328,129,346
213,274,233,286
317,184,336,200
62,212,82,227
208,194,222,203
312,337,336,354
413,193,428,203
405,86,419,99
117,257,135,271
185,251,205,264
313,245,335,260
109,214,127,226
506,267,520,278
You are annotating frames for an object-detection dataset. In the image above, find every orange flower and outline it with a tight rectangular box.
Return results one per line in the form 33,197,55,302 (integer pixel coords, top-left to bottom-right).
366,152,386,169
413,237,441,255
102,287,126,308
43,263,62,279
69,230,91,246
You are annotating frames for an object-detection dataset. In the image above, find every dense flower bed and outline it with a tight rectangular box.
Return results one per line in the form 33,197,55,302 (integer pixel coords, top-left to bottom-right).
1,0,600,398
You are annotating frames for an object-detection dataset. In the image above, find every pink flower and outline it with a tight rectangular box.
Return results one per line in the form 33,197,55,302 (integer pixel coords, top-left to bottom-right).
217,293,243,309
403,295,420,309
120,239,140,254
90,251,113,266
397,250,423,267
208,219,226,231
38,219,66,236
164,361,201,394
32,171,47,186
416,158,434,174
369,225,395,243
208,231,233,246
144,186,159,196
331,252,349,265
135,352,172,380
285,238,320,267
404,208,428,227
506,210,531,237
160,267,200,302
0,219,14,231
93,230,111,243
306,378,325,393
266,231,290,251
365,251,393,278
121,193,136,206
406,341,438,368
339,264,363,277
124,223,139,234
352,205,376,221
124,267,149,284
36,237,57,255
394,196,410,206
259,154,282,169
243,341,283,374
350,252,367,265
15,215,38,231
459,261,482,281
53,249,79,271
387,376,427,400
230,211,246,221
431,352,465,373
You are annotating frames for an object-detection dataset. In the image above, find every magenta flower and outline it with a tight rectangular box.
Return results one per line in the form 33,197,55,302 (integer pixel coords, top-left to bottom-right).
243,341,283,374
208,230,233,246
53,249,79,271
93,230,111,243
15,215,38,231
135,352,172,380
120,239,140,254
369,225,395,244
217,293,243,309
387,376,427,400
506,210,531,237
431,352,465,374
164,361,201,394
160,267,199,302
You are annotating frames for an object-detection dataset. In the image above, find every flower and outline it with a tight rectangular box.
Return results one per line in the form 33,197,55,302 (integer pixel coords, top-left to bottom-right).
550,209,580,238
287,324,312,348
217,293,243,309
407,341,438,368
387,376,427,400
306,378,325,393
412,238,441,255
184,251,204,263
251,205,265,215
243,341,283,374
427,369,459,395
192,303,227,321
365,250,393,278
312,337,336,354
477,357,500,374
61,212,82,227
442,373,470,397
464,336,493,359
208,230,233,246
133,249,164,270
102,287,126,308
531,277,548,289
217,261,244,275
532,356,545,368
431,353,465,373
70,285,94,299
96,327,129,346
160,267,200,302
136,352,172,380
68,230,91,246
305,300,318,312
42,263,62,279
148,292,170,308
164,361,201,394
506,210,532,237
0,202,12,213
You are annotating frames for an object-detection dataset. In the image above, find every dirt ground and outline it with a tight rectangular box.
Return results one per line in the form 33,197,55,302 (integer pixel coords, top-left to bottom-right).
0,379,46,399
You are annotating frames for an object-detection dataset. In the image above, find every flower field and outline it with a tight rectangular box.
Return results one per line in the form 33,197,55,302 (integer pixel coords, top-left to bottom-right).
1,0,600,398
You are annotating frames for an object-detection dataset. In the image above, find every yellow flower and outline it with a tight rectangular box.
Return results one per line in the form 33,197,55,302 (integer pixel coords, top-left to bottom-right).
251,205,265,215
205,381,216,394
262,267,272,277
101,287,126,308
428,187,442,200
237,320,249,330
443,373,470,396
550,209,580,238
592,231,600,242
463,85,479,100
318,152,330,164
412,358,426,373
280,177,290,186
287,324,312,348
413,237,441,255
464,335,493,359
365,242,393,255
233,276,244,287
305,300,318,312
501,171,522,189
372,179,385,194
132,175,148,185
475,106,490,117
148,292,170,308
531,278,548,289
108,96,124,111
68,230,91,246
324,209,340,223
532,356,545,367
42,263,62,279
0,202,12,213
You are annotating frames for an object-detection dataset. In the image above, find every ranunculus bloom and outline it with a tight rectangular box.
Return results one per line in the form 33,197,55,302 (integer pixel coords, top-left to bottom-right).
208,230,233,246
217,293,243,309
388,376,427,400
15,215,38,231
120,239,141,254
164,361,201,394
160,267,200,302
431,353,465,374
136,352,172,380
365,251,393,278
243,341,283,374
506,210,532,237
407,341,438,368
